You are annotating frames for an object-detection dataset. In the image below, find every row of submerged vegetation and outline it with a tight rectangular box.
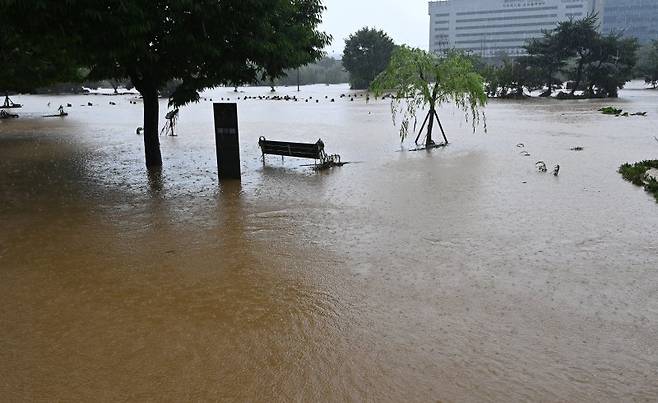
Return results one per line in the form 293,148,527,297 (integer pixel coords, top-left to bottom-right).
463,14,656,99
6,16,658,100
340,17,658,100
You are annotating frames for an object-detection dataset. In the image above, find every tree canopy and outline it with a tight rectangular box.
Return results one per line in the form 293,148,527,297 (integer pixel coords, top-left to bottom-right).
342,27,396,90
370,46,486,146
480,54,541,98
525,14,638,98
554,15,601,95
1,0,330,168
524,31,569,96
0,14,80,98
478,15,639,99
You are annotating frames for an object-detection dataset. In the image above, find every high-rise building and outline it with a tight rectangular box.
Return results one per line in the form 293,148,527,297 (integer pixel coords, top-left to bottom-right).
600,0,658,44
428,0,602,57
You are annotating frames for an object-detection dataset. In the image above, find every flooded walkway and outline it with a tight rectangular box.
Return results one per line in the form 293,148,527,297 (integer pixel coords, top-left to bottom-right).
1,84,657,401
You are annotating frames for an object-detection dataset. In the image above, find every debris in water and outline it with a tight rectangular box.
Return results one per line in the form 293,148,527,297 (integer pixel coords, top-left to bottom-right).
520,151,531,157
536,161,547,173
553,165,560,176
571,147,584,151
599,107,647,117
160,108,179,137
43,105,67,118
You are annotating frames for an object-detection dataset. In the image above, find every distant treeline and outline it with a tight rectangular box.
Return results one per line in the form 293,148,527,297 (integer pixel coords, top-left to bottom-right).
467,15,649,99
261,57,349,87
29,58,349,95
154,58,349,95
32,79,133,95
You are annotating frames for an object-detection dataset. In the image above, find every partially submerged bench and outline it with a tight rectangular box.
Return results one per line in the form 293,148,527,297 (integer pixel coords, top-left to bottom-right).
259,136,340,168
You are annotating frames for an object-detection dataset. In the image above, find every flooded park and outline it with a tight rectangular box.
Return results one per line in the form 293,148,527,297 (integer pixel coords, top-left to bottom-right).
1,83,658,401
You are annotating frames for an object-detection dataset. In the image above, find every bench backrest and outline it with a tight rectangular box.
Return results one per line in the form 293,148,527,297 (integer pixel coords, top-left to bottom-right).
259,137,325,159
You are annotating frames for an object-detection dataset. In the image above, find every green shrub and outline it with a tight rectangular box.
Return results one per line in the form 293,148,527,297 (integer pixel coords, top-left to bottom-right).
619,160,658,202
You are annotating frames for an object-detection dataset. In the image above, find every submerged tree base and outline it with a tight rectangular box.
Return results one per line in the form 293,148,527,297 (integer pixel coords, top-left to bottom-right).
619,160,658,202
555,92,587,100
555,91,616,100
408,143,448,152
499,92,530,100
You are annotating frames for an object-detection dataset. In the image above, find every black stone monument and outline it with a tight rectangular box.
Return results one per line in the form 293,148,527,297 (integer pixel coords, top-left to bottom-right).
213,103,241,180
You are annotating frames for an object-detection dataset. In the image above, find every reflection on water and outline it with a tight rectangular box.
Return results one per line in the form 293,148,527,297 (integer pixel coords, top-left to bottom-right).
1,83,658,401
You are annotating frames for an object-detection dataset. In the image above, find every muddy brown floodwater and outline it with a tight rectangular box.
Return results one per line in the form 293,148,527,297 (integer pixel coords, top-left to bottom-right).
1,83,658,402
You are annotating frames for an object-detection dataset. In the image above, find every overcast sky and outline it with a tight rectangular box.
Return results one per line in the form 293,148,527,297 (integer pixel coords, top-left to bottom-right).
319,0,430,57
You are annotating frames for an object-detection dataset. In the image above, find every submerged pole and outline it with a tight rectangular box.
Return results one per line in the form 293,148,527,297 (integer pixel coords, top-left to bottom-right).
415,111,431,145
433,110,449,144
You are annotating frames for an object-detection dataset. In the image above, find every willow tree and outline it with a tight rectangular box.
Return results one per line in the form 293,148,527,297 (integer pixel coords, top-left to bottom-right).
2,0,329,169
370,47,486,148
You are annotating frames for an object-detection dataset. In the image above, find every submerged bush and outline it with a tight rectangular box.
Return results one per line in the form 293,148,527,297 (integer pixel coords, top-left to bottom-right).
599,106,623,115
619,160,658,202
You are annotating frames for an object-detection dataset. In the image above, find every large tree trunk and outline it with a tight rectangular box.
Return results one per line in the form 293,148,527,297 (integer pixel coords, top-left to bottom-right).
142,87,163,169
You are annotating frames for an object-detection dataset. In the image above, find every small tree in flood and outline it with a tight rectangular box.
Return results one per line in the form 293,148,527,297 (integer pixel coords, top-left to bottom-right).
370,47,486,147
